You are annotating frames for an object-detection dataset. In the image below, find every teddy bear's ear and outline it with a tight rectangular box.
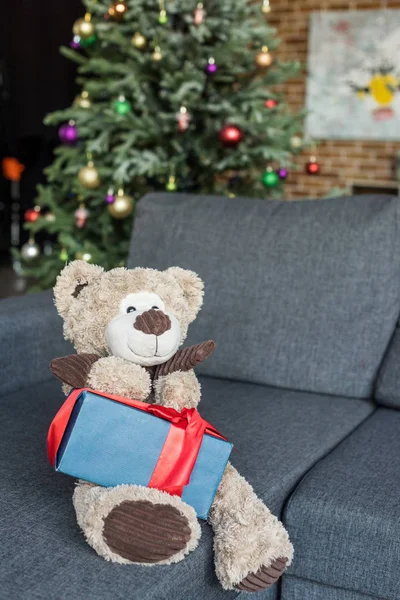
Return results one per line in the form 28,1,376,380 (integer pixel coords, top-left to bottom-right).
54,260,104,319
166,267,204,322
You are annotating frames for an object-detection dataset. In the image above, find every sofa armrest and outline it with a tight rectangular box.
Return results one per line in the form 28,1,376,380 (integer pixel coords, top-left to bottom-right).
0,290,73,395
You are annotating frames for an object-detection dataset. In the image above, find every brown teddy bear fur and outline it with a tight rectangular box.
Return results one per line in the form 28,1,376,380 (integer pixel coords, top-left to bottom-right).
52,261,293,592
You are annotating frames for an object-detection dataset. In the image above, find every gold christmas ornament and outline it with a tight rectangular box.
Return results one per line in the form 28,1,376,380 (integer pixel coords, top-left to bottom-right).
152,46,163,61
45,212,56,222
132,32,146,49
73,13,95,39
255,46,274,68
261,0,271,14
74,90,92,109
108,189,134,219
78,161,101,189
108,1,127,20
291,135,303,149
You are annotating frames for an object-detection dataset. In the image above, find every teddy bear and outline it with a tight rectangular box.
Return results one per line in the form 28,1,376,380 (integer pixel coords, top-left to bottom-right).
51,260,293,593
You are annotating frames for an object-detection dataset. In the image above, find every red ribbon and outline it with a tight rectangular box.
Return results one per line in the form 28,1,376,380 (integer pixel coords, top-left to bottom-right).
47,388,227,497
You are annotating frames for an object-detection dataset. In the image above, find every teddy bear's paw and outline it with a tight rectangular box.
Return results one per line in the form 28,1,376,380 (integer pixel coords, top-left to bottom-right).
153,370,201,411
103,500,193,564
235,557,288,593
73,483,201,565
87,357,152,401
209,463,293,590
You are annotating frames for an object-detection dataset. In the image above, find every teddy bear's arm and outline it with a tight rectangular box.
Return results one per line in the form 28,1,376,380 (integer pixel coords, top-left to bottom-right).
154,340,215,378
50,354,101,389
151,340,214,410
51,354,152,401
87,356,152,401
153,370,201,411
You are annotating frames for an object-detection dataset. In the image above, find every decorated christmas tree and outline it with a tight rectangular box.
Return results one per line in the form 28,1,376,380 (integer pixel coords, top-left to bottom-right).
19,0,305,290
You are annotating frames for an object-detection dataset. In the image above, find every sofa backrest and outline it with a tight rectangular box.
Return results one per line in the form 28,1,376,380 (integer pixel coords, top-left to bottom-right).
128,193,400,399
375,325,400,408
0,290,72,396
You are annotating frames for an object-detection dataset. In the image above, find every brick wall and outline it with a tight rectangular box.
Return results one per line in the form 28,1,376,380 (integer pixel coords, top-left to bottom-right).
268,0,400,199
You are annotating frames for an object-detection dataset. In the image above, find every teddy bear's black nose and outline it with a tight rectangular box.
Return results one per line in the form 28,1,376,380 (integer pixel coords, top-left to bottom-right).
134,309,171,336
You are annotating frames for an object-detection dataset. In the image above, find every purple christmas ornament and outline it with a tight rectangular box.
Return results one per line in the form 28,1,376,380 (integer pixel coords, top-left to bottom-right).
70,35,81,49
278,168,288,180
59,122,78,145
105,191,115,204
206,58,217,74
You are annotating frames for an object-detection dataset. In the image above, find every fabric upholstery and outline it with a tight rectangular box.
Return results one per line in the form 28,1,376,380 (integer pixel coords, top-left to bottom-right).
198,378,373,516
282,576,382,600
0,380,231,600
129,193,400,398
284,409,400,600
0,290,72,396
0,376,372,599
375,323,400,409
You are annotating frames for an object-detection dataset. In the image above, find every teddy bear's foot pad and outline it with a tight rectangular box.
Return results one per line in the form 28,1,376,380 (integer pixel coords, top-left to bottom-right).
235,557,288,592
103,500,192,563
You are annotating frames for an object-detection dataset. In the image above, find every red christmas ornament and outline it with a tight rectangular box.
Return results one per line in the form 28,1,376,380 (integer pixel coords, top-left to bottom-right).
194,2,205,25
219,124,243,148
265,99,278,109
177,106,190,132
24,207,41,222
75,205,89,229
306,157,320,175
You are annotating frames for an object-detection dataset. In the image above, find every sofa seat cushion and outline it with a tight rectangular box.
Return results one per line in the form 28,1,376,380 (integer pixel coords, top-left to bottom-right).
282,576,376,600
0,380,233,600
199,378,373,515
0,376,372,599
129,193,400,398
284,409,400,600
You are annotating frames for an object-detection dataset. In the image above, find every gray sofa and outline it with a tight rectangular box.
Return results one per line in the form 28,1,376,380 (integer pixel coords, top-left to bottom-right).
1,193,399,600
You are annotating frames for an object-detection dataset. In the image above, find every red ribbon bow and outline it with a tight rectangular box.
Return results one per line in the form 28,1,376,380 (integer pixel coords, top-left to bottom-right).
47,388,227,497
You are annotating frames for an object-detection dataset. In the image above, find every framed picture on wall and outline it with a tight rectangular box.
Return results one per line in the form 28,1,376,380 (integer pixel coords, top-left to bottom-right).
306,9,400,140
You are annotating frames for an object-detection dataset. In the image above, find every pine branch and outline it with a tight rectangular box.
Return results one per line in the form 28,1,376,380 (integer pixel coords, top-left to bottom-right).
18,0,307,290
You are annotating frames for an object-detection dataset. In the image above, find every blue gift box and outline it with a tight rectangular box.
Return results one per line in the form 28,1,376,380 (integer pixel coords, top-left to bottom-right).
52,390,232,520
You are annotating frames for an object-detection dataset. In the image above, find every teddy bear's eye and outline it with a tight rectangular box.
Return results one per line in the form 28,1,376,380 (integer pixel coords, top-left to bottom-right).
152,306,159,310
127,306,136,313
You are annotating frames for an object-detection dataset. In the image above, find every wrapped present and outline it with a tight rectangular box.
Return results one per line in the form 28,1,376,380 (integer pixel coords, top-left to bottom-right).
47,389,233,520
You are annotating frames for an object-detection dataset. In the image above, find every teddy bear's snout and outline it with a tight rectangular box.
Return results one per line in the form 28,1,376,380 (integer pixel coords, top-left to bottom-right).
134,309,172,337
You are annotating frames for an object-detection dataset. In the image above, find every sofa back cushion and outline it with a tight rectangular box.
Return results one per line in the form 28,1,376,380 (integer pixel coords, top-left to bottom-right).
0,290,73,396
375,325,400,408
128,193,400,398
